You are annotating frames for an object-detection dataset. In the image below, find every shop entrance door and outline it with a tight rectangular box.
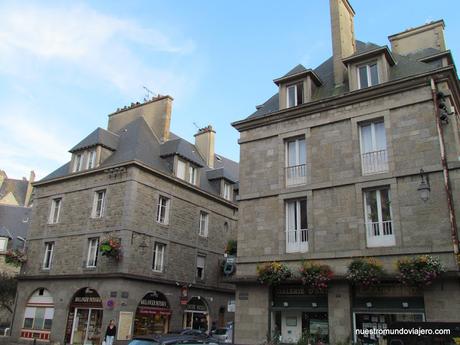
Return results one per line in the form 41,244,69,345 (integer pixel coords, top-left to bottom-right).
70,308,103,345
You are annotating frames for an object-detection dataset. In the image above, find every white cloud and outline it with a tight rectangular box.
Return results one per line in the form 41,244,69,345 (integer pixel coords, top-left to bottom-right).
0,105,77,180
0,3,195,97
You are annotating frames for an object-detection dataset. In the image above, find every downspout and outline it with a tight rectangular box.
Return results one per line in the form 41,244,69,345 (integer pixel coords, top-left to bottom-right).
430,78,459,257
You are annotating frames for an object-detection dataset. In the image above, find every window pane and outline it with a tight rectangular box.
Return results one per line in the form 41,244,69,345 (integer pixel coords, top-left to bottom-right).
0,238,7,251
288,141,296,166
287,202,296,230
365,190,378,222
374,122,387,150
296,82,303,105
369,63,379,86
299,200,308,229
177,160,186,179
380,189,392,221
33,308,45,330
360,124,373,153
287,86,296,108
298,139,306,165
359,66,368,88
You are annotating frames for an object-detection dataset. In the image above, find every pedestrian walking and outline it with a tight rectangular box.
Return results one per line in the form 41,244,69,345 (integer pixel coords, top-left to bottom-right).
103,319,117,345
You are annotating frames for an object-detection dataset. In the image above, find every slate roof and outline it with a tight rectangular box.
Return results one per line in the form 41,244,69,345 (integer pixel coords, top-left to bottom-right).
69,127,119,153
0,205,31,250
0,177,29,206
41,117,238,199
246,40,443,120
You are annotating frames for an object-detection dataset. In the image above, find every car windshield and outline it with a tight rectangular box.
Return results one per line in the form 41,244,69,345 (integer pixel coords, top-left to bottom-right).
128,340,159,345
213,329,227,335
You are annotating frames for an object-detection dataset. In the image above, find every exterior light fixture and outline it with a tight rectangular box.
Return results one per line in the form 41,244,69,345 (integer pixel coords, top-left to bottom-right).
417,169,431,202
311,302,318,308
366,302,372,308
402,302,409,308
283,302,289,307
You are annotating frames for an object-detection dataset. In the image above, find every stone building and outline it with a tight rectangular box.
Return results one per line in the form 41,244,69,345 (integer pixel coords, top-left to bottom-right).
232,1,460,344
0,170,35,207
9,96,238,344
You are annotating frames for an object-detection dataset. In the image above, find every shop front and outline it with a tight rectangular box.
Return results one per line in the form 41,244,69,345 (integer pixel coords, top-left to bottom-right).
183,297,210,331
65,288,103,345
20,288,55,341
352,285,425,345
270,285,329,344
133,291,171,336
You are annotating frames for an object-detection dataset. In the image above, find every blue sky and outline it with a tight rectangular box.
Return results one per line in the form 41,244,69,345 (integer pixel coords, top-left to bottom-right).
1,0,460,179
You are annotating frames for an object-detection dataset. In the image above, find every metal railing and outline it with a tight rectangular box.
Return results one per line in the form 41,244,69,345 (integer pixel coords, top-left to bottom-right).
285,164,307,186
286,228,309,253
361,149,388,175
366,220,395,247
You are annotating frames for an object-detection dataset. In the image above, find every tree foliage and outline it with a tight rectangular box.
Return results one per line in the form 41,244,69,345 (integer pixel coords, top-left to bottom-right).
0,273,18,313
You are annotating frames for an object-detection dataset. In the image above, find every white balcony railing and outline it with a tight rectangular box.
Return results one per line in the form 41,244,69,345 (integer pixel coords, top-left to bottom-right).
366,220,395,247
285,164,307,186
361,149,388,175
286,228,309,253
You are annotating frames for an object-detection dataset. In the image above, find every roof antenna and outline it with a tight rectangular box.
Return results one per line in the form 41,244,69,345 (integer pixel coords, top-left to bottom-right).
143,86,155,102
193,122,200,131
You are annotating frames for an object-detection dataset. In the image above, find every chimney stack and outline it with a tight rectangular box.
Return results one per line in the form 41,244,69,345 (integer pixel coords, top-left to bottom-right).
24,170,35,207
108,95,173,142
194,125,216,168
330,0,356,88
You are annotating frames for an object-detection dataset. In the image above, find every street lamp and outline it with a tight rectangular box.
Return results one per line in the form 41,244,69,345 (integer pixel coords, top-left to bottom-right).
417,169,431,202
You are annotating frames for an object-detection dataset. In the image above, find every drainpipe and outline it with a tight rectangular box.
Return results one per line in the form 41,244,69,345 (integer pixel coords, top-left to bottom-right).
430,78,459,257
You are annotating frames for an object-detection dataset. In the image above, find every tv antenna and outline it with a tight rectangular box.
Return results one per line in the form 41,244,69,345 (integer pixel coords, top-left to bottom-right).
193,122,200,130
143,86,155,101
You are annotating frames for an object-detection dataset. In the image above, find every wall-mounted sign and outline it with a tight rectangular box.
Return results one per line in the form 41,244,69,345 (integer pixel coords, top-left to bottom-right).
117,311,133,341
185,297,208,312
180,286,188,305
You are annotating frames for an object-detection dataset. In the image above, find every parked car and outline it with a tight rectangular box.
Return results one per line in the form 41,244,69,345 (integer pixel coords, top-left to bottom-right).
168,329,210,339
211,328,233,344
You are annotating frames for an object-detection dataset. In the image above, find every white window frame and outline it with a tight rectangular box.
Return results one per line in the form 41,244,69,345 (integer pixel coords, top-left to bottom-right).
86,238,99,268
0,237,8,252
357,62,379,89
199,212,209,237
223,182,232,201
363,188,395,247
73,153,84,172
86,150,97,169
42,242,54,270
156,195,170,225
176,159,187,180
285,137,307,186
188,165,198,185
359,120,388,175
285,199,309,253
91,190,106,218
152,242,166,272
196,255,206,279
48,198,62,224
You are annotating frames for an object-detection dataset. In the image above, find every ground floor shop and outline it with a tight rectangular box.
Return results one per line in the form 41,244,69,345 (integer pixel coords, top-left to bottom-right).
235,279,460,345
11,277,234,344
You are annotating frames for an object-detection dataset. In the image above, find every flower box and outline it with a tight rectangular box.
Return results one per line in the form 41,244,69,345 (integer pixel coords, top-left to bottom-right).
397,255,444,286
347,258,384,287
257,262,292,285
299,261,333,292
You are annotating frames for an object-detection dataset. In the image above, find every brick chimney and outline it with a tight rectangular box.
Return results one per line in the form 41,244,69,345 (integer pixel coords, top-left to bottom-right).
108,95,173,142
194,125,215,168
330,0,356,88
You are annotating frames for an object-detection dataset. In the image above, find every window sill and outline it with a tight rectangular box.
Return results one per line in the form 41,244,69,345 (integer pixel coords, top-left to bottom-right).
83,266,97,271
156,221,169,227
152,269,164,274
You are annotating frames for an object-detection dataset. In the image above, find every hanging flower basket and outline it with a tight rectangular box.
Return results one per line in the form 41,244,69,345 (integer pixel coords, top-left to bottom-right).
257,262,292,285
5,249,27,267
299,261,333,292
225,240,237,256
99,237,122,261
397,255,444,286
347,258,384,287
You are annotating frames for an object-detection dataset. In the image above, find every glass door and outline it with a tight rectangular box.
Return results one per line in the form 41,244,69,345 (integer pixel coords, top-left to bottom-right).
71,309,89,345
70,309,103,345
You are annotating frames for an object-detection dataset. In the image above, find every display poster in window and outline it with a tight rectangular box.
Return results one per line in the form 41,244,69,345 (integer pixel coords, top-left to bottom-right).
117,311,133,340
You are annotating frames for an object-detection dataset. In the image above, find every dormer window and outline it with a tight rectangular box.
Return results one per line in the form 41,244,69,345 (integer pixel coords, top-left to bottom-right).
87,150,97,169
223,182,232,201
287,82,304,108
358,62,379,89
73,153,83,172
